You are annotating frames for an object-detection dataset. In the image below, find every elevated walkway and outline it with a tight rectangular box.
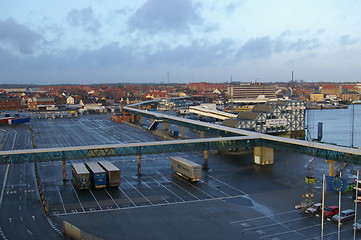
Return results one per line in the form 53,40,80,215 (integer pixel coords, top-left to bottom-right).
189,106,237,120
122,106,361,165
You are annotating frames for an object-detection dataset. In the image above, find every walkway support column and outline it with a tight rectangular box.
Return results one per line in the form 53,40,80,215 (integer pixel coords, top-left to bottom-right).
203,150,209,170
199,131,205,139
62,159,67,181
180,126,185,138
325,160,336,176
254,146,274,165
163,122,169,131
137,155,142,176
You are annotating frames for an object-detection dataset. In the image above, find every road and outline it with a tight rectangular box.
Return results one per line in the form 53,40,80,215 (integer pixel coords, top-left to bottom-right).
0,126,64,239
1,114,361,239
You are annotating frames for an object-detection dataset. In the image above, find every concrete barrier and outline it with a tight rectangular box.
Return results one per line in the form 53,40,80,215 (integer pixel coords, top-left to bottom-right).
63,221,103,240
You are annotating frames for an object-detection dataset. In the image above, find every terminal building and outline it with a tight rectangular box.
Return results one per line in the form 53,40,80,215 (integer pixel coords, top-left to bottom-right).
222,101,306,138
227,84,277,103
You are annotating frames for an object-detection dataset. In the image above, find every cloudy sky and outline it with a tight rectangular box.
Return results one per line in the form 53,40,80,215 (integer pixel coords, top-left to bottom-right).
0,0,360,84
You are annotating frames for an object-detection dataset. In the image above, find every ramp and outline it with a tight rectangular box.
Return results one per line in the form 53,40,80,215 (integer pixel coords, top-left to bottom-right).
148,120,163,130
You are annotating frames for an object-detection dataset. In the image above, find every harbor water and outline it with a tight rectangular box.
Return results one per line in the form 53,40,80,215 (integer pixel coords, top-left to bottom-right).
306,104,361,148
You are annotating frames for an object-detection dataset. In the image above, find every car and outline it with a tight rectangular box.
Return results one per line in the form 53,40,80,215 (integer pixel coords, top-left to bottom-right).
324,206,339,218
331,209,355,223
305,203,323,215
353,222,361,231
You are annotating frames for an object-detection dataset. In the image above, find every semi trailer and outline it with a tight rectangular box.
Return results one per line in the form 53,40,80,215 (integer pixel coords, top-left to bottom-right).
170,157,202,181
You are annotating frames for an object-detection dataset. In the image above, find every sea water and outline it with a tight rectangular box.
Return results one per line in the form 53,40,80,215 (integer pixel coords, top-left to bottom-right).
306,104,361,148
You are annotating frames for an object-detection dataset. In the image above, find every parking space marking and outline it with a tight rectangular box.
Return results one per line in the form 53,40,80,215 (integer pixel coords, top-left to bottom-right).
104,189,120,209
70,182,85,212
230,210,298,224
199,179,231,197
147,175,185,202
122,177,153,205
56,186,67,213
53,194,244,216
138,178,152,190
177,177,215,199
255,218,326,239
118,186,136,207
206,174,247,195
305,227,351,240
89,189,103,210
166,179,200,200
150,168,204,201
243,216,311,231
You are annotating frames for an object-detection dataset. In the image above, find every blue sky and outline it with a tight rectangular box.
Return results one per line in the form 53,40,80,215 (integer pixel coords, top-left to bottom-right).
0,0,360,84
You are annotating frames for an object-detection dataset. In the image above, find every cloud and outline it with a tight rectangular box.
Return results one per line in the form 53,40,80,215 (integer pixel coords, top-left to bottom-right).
78,43,135,67
148,39,235,67
339,35,358,46
237,37,273,59
236,34,320,60
225,1,243,14
67,7,101,34
128,0,202,33
0,18,43,55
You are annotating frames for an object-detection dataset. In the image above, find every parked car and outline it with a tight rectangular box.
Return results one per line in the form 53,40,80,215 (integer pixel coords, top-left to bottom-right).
353,222,361,231
331,209,355,223
324,206,339,218
305,203,323,215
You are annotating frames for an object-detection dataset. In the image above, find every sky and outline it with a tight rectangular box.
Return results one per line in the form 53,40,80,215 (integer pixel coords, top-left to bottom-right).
0,0,360,85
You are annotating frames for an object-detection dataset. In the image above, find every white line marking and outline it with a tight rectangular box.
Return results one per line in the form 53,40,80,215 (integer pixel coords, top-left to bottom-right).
27,229,32,235
20,217,23,222
304,228,350,240
147,175,185,202
104,189,120,209
230,210,299,224
122,177,153,205
32,216,35,221
0,165,10,209
166,179,200,200
259,223,321,239
177,176,215,199
55,194,244,216
200,179,231,197
244,216,311,231
206,174,247,195
69,182,85,212
118,186,136,207
89,189,103,210
19,205,21,210
138,176,172,203
8,218,11,223
56,186,67,213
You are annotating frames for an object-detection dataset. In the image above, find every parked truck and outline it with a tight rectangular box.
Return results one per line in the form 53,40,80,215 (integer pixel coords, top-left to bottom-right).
98,160,121,187
170,157,202,181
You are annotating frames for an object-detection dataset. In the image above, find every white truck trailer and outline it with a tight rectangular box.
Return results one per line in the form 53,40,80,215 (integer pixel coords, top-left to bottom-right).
170,157,202,181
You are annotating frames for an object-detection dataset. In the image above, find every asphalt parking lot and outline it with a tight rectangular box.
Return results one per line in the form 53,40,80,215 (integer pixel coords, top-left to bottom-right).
2,114,361,239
